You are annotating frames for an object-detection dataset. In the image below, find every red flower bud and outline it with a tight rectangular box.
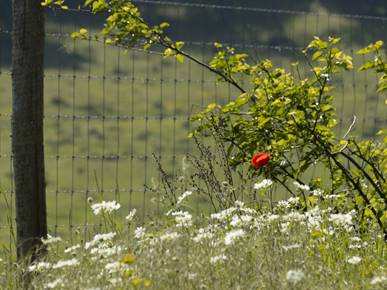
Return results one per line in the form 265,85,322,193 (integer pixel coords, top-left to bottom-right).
251,153,271,169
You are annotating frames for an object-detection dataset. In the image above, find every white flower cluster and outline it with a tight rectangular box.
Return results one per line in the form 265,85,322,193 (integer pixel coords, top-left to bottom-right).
286,269,305,284
211,201,254,222
160,231,181,241
134,227,146,239
210,254,227,264
171,211,193,227
104,261,121,274
282,243,302,251
230,214,254,227
52,258,79,269
293,181,310,191
125,208,137,221
253,179,273,190
28,261,51,272
370,275,387,285
90,244,124,258
347,256,362,265
277,196,300,209
45,278,63,289
177,190,193,205
85,232,117,250
91,200,121,215
64,244,81,254
42,234,62,245
348,236,368,249
328,211,354,229
192,227,214,243
224,229,245,246
211,207,237,221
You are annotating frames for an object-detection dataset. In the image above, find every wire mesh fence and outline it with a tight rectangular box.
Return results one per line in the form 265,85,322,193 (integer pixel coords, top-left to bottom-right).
0,0,386,245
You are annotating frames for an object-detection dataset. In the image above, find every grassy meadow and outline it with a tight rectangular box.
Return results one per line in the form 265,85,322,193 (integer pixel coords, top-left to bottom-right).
0,190,386,289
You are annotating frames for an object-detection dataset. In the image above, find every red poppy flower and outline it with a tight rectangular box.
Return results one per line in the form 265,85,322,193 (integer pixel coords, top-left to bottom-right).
251,153,271,169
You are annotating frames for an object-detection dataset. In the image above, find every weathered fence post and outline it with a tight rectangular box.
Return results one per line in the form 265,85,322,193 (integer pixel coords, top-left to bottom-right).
12,0,47,260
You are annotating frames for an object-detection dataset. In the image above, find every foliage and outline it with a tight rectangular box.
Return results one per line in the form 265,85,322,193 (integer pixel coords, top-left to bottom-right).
192,36,387,239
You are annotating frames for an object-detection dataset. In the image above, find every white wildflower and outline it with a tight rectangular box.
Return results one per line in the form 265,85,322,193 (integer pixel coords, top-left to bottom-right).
134,227,146,239
277,197,300,209
350,236,362,243
160,231,181,241
286,269,305,284
91,200,121,215
288,197,300,205
125,208,137,221
230,214,253,227
235,200,244,208
253,179,273,190
283,212,305,222
109,278,121,285
177,190,193,205
277,200,291,209
266,214,280,222
305,207,323,229
321,73,330,81
46,278,63,289
188,273,197,281
171,211,193,227
105,261,121,274
210,254,227,264
224,229,245,246
193,228,214,243
347,256,362,265
370,275,387,285
64,244,81,254
42,234,62,245
282,243,302,251
311,189,323,196
90,244,124,258
348,237,364,249
211,207,237,221
28,261,51,272
324,194,342,200
52,258,79,269
293,181,310,191
85,232,116,250
280,222,290,233
329,212,353,228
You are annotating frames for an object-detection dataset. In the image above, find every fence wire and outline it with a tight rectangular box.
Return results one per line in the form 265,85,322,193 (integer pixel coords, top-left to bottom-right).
0,1,386,244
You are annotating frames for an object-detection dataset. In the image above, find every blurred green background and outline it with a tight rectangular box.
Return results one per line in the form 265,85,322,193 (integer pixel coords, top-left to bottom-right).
0,0,386,243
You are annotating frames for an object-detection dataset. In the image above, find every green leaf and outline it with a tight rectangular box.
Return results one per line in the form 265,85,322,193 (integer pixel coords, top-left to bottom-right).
174,41,185,50
320,104,334,112
307,37,329,49
358,61,378,71
163,48,174,58
311,50,323,61
328,36,341,44
79,28,88,35
84,0,95,7
357,40,384,54
175,53,184,63
376,83,387,93
159,22,170,28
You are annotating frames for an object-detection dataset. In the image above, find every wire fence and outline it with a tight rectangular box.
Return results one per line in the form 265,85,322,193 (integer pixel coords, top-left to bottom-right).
0,1,386,244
